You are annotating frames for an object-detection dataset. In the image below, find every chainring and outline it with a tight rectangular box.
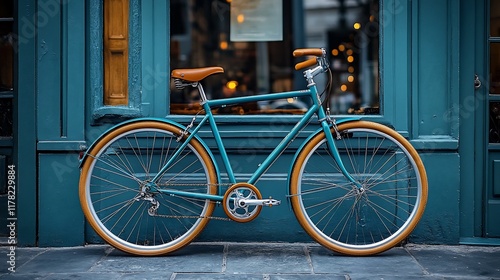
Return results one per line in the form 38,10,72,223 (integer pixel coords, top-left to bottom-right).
222,183,262,223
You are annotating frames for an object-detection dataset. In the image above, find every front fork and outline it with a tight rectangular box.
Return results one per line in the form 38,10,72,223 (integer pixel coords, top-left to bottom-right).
320,118,364,191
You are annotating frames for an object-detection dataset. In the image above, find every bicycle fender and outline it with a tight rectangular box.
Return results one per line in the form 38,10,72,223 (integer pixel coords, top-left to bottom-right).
78,118,222,184
285,117,360,206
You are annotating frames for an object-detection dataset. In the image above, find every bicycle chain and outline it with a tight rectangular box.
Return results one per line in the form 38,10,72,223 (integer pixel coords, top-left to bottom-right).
150,213,232,221
150,182,233,221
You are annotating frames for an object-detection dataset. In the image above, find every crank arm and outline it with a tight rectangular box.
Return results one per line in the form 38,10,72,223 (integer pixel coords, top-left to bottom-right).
238,198,281,207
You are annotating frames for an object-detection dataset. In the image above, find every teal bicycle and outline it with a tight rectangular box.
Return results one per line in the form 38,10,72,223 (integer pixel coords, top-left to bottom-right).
79,48,428,256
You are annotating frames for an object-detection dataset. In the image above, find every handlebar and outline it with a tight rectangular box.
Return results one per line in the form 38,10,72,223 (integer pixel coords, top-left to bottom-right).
295,58,317,70
293,48,325,57
293,48,327,70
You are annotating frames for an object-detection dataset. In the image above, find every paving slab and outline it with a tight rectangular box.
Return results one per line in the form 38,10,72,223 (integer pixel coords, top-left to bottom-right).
407,244,500,279
173,273,346,280
92,244,224,274
12,246,107,275
224,243,312,274
268,274,346,280
44,272,124,280
309,246,426,278
0,247,48,274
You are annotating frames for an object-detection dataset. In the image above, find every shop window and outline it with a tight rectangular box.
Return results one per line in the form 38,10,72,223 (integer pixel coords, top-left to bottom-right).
170,0,380,115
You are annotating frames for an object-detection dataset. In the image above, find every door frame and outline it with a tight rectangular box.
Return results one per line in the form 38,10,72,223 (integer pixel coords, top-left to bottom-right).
460,0,500,244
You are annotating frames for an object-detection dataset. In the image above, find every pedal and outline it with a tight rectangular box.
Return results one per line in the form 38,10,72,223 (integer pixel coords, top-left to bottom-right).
263,197,281,207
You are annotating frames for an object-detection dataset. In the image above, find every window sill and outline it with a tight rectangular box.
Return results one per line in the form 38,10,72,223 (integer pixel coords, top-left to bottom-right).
92,106,142,125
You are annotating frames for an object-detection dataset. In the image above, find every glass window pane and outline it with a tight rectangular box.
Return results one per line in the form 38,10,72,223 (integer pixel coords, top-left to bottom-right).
322,0,380,114
0,98,13,137
491,0,500,37
491,43,500,94
490,102,500,143
170,0,380,115
0,0,14,92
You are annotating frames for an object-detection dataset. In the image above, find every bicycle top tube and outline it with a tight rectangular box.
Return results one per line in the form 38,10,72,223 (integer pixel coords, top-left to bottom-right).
205,89,316,109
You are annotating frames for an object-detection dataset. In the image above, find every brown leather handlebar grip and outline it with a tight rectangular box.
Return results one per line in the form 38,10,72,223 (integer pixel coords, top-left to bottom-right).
295,57,317,70
293,48,324,57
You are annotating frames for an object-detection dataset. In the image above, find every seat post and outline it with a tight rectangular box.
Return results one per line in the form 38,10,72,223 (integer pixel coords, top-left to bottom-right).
197,83,209,103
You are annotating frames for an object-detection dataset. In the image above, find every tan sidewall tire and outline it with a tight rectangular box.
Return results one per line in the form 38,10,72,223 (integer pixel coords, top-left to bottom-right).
79,121,218,256
290,121,428,256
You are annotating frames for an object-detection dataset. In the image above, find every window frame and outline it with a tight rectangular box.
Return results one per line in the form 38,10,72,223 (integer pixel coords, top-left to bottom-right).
88,0,142,123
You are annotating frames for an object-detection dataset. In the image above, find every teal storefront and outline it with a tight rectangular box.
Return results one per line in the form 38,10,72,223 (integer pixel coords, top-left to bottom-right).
1,0,499,247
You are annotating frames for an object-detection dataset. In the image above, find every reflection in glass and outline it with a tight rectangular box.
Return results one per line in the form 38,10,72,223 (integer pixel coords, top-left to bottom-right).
490,102,500,143
491,0,500,37
325,1,380,114
170,0,380,115
0,0,14,137
0,99,13,137
491,43,500,94
0,0,14,92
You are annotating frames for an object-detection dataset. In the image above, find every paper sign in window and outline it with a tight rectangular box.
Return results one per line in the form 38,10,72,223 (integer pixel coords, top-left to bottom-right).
230,0,283,42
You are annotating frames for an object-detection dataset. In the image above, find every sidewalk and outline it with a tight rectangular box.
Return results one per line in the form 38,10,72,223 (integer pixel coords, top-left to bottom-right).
1,243,499,279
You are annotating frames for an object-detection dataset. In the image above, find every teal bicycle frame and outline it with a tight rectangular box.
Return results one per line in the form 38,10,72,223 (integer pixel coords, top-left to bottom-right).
149,76,360,202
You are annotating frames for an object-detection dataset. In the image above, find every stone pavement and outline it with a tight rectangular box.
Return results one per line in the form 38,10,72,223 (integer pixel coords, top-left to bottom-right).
0,243,499,279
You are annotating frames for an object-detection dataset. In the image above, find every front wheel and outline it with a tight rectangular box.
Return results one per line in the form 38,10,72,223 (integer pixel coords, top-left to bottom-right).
290,121,428,256
79,121,218,256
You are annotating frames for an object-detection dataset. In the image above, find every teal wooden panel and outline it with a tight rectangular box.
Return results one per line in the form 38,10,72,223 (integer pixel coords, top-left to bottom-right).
141,0,168,117
412,0,460,138
38,154,84,246
486,200,500,237
36,1,61,140
62,0,85,141
486,154,500,237
0,155,6,236
381,0,411,133
0,155,5,193
17,0,38,246
36,0,85,147
494,160,500,197
410,152,460,244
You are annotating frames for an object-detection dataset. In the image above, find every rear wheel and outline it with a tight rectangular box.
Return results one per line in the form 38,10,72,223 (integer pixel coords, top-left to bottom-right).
79,121,218,256
290,121,428,256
